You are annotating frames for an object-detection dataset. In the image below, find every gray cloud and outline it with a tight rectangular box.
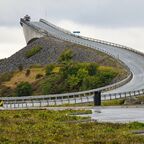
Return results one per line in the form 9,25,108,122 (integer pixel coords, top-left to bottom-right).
0,0,144,28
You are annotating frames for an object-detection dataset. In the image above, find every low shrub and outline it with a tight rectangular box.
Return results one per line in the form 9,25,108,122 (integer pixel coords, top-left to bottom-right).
0,85,14,97
16,82,32,96
58,49,73,63
25,69,31,77
35,74,43,79
0,72,13,84
128,122,144,129
40,61,119,94
102,99,125,106
30,64,42,68
18,64,23,71
25,45,43,58
42,74,65,94
45,64,54,76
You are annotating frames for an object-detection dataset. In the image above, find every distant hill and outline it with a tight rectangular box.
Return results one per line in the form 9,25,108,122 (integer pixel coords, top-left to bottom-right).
0,36,124,73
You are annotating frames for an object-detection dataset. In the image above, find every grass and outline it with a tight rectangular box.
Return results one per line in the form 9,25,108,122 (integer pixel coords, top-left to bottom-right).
0,110,144,144
52,66,61,73
50,99,125,107
69,109,92,115
3,67,45,88
102,99,125,106
137,96,144,103
101,96,144,106
0,72,13,84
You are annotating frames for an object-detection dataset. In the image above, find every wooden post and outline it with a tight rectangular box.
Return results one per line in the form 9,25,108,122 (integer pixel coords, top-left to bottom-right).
94,91,101,106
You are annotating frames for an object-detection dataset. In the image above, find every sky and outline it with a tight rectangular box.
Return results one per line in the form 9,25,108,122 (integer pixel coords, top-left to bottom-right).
1,0,144,59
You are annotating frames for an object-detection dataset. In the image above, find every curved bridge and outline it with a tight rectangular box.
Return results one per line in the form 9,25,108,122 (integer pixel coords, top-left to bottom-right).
1,16,144,108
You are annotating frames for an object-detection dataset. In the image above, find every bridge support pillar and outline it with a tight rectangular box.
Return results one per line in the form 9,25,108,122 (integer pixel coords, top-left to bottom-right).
94,91,101,106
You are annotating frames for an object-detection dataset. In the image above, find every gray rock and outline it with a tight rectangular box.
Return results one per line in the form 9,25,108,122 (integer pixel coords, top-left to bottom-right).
0,36,122,73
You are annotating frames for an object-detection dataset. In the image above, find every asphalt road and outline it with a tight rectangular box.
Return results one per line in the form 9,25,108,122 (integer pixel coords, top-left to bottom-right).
92,106,144,123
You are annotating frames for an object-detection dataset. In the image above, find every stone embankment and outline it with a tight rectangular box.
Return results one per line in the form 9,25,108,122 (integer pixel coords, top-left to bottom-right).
0,36,122,73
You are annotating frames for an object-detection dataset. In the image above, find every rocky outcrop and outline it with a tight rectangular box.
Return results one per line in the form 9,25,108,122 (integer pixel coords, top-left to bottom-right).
0,36,122,73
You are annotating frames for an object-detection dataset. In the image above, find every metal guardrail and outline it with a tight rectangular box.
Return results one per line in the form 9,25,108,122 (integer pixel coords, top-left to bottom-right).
102,89,144,100
80,35,144,57
40,18,144,57
40,19,71,35
2,88,144,109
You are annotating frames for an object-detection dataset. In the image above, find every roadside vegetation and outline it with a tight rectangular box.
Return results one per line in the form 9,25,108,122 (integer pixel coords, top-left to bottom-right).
0,49,123,97
0,110,144,144
0,72,13,85
25,45,43,58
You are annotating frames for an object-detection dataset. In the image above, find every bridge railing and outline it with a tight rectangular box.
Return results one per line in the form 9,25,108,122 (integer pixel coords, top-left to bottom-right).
40,19,71,35
38,18,144,57
26,18,144,59
80,35,144,57
2,88,144,109
102,89,144,101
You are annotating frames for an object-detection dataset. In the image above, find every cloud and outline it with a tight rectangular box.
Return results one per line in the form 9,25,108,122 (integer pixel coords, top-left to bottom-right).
0,27,25,43
0,27,26,58
0,43,25,59
1,0,144,59
0,0,144,28
1,20,144,59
